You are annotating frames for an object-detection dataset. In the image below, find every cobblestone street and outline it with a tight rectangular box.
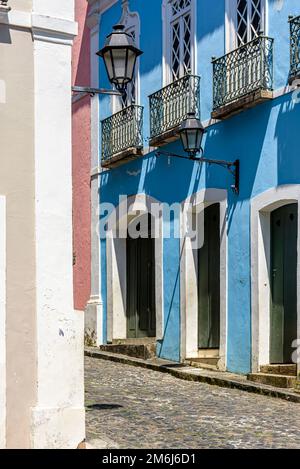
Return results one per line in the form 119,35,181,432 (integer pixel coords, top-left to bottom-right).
85,356,300,449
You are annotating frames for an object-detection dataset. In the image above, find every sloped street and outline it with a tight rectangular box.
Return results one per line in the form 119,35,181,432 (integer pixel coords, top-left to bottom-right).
85,356,300,449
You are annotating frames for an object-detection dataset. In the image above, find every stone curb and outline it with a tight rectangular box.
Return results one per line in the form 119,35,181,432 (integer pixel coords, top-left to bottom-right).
85,347,300,404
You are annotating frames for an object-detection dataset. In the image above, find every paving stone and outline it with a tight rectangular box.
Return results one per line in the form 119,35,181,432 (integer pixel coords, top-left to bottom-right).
85,356,300,449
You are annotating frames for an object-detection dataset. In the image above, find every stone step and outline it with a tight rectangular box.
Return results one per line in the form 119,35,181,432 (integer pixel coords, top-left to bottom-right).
112,338,156,346
189,362,219,371
247,373,297,389
259,364,297,376
185,357,220,371
99,343,156,360
189,357,220,366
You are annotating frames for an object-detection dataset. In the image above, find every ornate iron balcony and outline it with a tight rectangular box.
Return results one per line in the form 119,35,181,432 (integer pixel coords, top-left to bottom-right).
149,74,200,142
101,105,144,164
289,15,300,83
212,35,274,112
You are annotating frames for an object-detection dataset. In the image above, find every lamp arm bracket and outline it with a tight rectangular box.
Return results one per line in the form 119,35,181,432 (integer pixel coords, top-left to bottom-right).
155,150,240,195
72,86,122,97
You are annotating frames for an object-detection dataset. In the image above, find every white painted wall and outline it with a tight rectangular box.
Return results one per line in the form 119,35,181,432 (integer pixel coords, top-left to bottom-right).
33,0,75,21
30,8,85,449
0,197,6,449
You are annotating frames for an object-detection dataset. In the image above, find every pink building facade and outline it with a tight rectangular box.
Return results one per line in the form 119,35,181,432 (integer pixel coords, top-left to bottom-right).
72,0,91,312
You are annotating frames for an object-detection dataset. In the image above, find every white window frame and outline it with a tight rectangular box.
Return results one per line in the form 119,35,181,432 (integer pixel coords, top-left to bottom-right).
225,0,267,53
162,0,196,86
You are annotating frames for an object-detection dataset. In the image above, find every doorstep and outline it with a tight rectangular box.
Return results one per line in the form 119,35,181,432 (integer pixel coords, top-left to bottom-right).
85,347,300,404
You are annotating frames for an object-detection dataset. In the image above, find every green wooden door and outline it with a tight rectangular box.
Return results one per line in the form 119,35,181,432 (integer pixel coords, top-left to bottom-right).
198,204,220,349
126,216,156,339
270,204,298,364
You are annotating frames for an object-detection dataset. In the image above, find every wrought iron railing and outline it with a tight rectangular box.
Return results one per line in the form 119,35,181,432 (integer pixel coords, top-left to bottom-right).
149,74,201,139
289,15,300,82
212,35,273,111
101,105,143,162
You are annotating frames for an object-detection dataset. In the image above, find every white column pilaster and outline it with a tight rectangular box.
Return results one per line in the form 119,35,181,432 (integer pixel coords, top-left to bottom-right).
85,3,104,346
29,12,85,449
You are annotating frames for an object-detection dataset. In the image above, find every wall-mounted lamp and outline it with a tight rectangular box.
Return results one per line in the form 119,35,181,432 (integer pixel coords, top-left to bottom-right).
156,113,240,195
73,23,143,98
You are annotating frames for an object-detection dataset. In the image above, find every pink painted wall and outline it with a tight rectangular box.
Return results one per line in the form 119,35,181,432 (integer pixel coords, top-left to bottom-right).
72,0,91,311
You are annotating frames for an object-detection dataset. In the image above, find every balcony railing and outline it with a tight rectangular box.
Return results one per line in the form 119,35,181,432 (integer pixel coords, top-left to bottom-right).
149,74,200,141
289,15,300,83
212,35,273,112
101,105,143,164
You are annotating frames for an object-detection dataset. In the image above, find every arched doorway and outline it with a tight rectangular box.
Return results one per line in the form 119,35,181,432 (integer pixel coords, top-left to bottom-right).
270,203,298,364
198,203,220,350
126,214,156,339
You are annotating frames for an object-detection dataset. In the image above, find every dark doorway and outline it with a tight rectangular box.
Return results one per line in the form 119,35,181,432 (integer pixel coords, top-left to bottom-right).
270,203,298,364
198,204,220,349
126,214,156,338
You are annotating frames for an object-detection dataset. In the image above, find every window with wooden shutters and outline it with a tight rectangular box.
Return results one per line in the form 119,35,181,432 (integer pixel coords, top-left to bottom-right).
169,0,194,82
236,0,265,47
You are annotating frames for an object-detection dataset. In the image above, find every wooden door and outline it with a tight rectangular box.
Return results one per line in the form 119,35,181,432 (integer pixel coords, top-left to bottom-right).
270,204,298,364
126,215,156,339
198,204,220,349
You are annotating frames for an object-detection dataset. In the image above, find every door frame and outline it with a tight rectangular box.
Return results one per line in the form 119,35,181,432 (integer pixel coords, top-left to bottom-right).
198,203,221,350
180,189,228,370
106,194,163,343
251,185,300,373
126,214,156,339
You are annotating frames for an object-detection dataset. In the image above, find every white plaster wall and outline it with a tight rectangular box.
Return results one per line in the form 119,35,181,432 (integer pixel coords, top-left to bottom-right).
33,0,74,20
0,197,6,448
31,29,85,449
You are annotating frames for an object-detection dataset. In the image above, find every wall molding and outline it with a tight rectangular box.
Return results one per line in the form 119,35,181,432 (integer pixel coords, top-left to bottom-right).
0,10,77,45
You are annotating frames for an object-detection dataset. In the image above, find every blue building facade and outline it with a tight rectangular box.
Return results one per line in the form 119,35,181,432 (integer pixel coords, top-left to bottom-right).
93,0,300,376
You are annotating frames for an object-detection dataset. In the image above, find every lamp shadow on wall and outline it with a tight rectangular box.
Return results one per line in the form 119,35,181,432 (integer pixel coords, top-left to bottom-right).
203,103,274,231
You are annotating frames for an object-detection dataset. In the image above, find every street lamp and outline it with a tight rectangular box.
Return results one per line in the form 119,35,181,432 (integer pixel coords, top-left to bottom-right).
156,112,240,195
179,112,205,158
72,23,142,97
97,24,143,93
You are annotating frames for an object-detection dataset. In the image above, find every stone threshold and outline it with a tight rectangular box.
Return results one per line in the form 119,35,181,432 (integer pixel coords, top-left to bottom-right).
85,346,300,404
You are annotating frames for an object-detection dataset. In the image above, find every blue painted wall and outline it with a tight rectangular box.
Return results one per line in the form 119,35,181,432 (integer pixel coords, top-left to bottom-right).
98,0,300,372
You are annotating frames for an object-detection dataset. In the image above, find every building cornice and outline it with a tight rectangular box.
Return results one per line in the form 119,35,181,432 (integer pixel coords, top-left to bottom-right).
0,10,77,45
87,0,118,30
31,14,78,45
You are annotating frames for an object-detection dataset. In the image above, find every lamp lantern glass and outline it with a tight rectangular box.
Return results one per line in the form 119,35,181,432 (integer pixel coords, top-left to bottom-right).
97,24,143,92
179,112,205,157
